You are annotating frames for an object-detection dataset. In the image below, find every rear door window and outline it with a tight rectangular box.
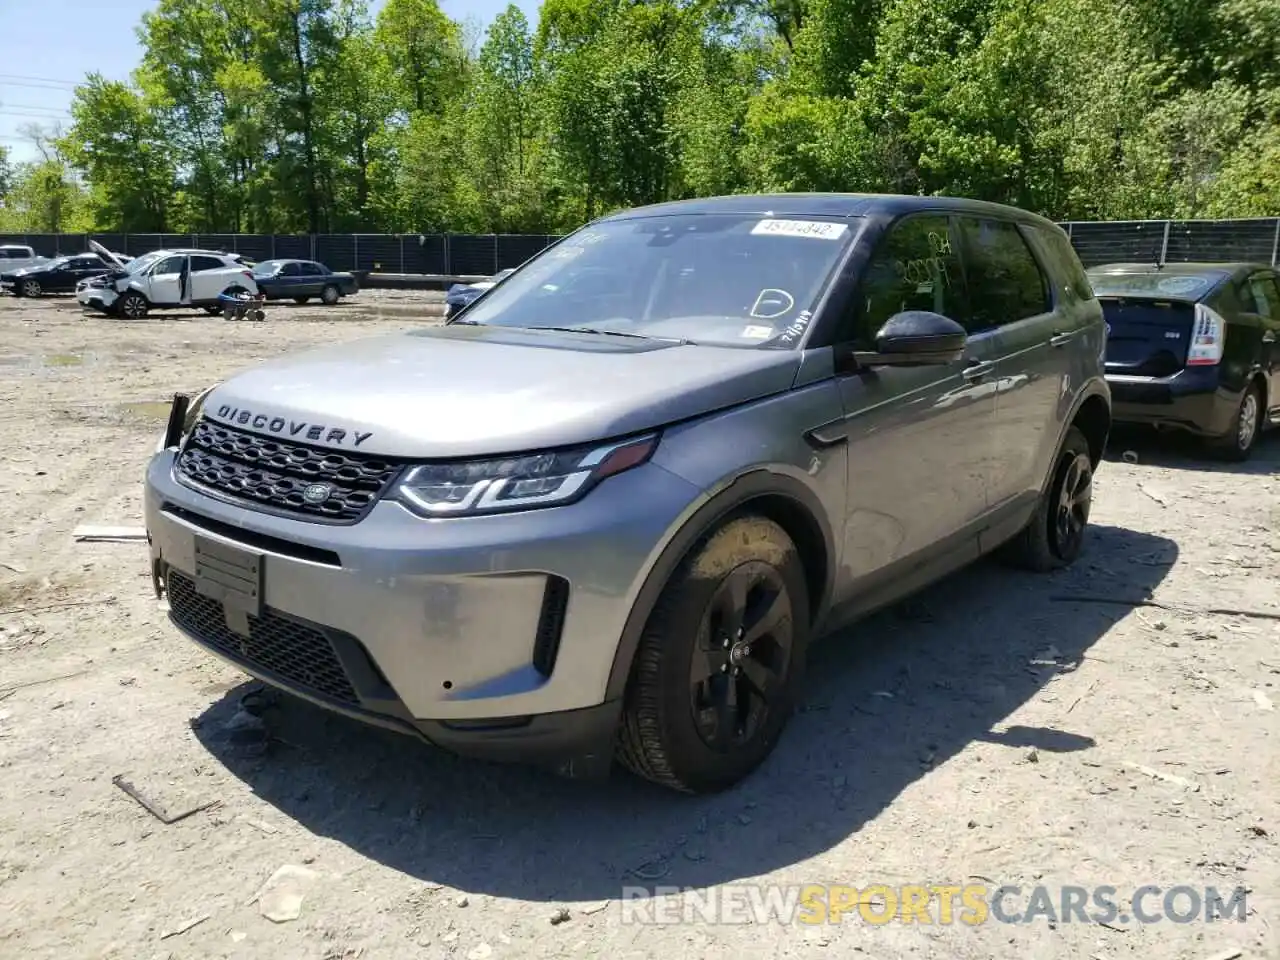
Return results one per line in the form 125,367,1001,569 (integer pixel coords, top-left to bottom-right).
190,255,225,273
956,218,1050,332
300,262,325,276
1245,275,1280,318
852,215,965,346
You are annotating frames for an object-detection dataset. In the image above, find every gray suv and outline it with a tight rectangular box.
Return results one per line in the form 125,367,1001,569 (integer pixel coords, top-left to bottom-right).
145,194,1111,794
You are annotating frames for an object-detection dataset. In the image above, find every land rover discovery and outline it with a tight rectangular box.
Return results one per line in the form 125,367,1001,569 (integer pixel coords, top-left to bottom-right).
145,194,1111,794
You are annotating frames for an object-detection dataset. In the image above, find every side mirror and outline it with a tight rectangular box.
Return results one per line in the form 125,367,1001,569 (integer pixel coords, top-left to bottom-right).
858,310,967,367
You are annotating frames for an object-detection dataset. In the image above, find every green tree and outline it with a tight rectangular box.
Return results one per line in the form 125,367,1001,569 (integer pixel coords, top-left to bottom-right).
61,75,173,230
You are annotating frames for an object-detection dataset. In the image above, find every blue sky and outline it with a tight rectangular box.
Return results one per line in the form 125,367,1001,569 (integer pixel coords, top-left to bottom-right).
0,0,538,164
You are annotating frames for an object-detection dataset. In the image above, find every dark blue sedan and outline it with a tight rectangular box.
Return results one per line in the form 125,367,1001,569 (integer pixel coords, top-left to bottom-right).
445,268,515,319
252,259,359,305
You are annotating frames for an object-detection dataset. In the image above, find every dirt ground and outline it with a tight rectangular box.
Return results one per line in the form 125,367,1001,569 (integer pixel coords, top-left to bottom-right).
0,291,1277,960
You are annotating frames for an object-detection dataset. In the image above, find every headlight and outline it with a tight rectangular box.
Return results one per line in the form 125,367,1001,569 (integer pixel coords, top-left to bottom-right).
394,434,658,517
154,384,218,453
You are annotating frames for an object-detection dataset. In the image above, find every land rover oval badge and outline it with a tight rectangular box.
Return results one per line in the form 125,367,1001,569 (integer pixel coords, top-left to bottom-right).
302,482,331,504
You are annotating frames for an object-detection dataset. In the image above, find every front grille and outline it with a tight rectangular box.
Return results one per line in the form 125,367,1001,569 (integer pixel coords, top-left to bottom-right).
167,570,360,706
175,418,402,523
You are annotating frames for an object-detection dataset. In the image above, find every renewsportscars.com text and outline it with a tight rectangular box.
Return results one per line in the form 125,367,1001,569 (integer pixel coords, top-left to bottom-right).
619,883,1249,926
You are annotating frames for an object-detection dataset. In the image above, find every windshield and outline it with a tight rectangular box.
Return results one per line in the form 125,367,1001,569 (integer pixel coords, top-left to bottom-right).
1088,270,1226,301
127,251,166,274
457,213,859,347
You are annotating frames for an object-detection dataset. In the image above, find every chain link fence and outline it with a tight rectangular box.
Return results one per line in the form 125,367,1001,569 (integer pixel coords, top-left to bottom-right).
4,219,1279,276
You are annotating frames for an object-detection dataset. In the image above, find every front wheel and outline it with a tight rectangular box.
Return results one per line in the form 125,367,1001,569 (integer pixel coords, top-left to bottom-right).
998,425,1094,572
320,284,340,305
615,515,809,794
117,292,148,319
1207,382,1263,462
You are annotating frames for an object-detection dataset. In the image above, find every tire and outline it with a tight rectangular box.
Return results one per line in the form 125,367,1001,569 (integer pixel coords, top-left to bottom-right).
20,278,41,298
320,284,340,305
293,297,310,304
1206,382,1263,462
615,515,810,794
117,292,148,319
998,426,1094,572
203,305,222,316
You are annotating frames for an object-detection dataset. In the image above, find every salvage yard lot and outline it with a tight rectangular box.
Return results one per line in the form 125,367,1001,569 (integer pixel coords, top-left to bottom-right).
1,293,1278,960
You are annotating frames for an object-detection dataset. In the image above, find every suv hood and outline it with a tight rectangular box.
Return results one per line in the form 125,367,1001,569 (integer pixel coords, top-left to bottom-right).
201,324,802,458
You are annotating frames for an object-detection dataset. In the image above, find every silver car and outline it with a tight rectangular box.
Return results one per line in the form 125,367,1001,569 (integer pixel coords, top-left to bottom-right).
145,194,1111,793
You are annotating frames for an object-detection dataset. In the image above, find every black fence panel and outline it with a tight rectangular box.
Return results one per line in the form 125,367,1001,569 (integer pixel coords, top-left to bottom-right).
447,234,498,275
355,234,401,273
1165,219,1279,264
404,235,447,275
194,233,236,253
273,235,311,260
234,235,273,262
497,234,555,270
1063,221,1166,267
314,235,355,272
126,234,164,257
10,219,1279,276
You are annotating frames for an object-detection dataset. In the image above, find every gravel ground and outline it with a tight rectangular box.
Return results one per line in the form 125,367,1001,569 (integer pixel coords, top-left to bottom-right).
0,292,1277,960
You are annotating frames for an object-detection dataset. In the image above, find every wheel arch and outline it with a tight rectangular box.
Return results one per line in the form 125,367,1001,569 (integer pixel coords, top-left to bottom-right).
1071,389,1112,467
1248,369,1268,415
604,469,836,702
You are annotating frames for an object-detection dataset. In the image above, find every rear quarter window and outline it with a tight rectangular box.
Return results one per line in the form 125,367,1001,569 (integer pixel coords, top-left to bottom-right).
1030,224,1095,304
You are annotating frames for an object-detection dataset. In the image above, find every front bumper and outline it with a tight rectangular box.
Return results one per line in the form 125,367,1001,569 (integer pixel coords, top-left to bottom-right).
78,285,117,309
1105,366,1239,437
145,449,703,770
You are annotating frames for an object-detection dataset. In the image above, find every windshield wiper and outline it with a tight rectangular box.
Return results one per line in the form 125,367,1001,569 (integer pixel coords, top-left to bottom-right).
533,325,692,345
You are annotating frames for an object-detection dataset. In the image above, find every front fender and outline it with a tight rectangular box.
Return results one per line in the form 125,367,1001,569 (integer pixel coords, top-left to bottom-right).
603,467,840,701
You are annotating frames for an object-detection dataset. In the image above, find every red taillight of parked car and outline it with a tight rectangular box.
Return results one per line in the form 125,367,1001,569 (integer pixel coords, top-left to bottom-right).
1186,304,1227,366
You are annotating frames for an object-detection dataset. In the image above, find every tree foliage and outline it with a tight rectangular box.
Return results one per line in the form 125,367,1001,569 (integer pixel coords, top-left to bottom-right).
6,0,1276,234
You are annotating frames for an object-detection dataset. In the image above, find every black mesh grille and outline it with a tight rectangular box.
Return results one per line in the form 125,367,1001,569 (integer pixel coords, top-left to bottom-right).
167,570,359,706
175,418,401,523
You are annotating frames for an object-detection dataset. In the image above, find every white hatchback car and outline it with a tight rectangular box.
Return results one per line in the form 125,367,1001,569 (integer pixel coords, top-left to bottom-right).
78,249,258,318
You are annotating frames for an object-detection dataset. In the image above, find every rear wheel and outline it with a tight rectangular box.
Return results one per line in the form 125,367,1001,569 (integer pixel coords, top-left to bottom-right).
117,292,148,319
999,426,1093,572
1207,382,1263,461
320,284,340,305
20,278,41,298
615,515,809,794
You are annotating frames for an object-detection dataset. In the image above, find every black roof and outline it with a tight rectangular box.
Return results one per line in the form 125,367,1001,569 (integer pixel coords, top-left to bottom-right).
599,192,1062,229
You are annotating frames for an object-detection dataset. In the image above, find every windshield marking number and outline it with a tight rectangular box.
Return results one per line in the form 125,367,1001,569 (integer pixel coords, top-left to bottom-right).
751,219,848,241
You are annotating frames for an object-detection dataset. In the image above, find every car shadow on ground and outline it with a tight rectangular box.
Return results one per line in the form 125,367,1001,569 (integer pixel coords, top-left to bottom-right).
1105,423,1280,476
192,523,1175,902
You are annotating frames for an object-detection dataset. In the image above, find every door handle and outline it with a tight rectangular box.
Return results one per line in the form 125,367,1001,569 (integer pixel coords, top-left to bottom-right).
1049,331,1074,347
961,359,995,381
